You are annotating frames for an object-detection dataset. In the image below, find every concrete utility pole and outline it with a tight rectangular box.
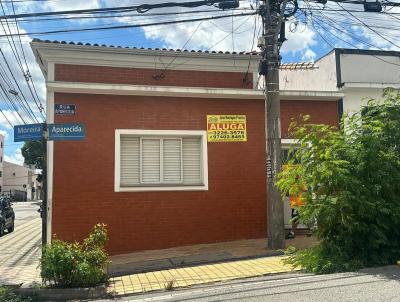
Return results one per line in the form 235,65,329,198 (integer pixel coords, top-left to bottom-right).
41,124,47,245
258,0,289,249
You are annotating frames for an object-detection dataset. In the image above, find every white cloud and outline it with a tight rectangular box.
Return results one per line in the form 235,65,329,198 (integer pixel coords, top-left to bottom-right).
282,19,318,61
4,148,24,166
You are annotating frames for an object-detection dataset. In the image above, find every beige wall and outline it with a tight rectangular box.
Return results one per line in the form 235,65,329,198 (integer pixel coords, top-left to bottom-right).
3,161,39,200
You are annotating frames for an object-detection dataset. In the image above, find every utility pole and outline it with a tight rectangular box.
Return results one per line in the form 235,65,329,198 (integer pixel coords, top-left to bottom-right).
41,123,47,245
258,0,289,249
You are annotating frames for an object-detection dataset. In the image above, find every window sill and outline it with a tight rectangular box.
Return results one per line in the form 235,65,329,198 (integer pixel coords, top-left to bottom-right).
115,185,208,192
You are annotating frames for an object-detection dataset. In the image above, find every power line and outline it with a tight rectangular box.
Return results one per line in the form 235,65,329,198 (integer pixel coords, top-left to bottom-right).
159,14,254,72
0,107,13,127
335,1,400,49
0,1,41,123
309,11,400,67
0,12,257,37
154,20,204,80
0,49,39,123
12,8,253,22
243,14,260,84
0,0,246,20
9,0,46,120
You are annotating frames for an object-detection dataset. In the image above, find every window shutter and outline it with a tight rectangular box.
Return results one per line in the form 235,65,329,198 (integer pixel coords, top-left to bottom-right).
182,138,202,184
141,138,161,183
163,139,182,183
120,136,140,186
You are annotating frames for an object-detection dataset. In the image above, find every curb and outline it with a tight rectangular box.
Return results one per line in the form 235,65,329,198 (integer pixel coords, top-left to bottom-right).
15,284,110,301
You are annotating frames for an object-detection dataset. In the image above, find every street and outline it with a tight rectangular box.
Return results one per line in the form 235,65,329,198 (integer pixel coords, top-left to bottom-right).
0,201,42,285
106,266,400,302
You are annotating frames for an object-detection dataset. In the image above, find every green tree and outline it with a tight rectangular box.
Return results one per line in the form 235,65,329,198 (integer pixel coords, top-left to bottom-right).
21,141,44,182
277,89,400,273
21,140,44,169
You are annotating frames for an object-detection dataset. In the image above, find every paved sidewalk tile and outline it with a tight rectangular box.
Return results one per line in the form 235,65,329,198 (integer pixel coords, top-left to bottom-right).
108,256,297,296
0,218,42,286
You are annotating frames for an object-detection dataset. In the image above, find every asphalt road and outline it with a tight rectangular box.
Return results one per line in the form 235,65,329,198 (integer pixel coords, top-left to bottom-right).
11,201,42,227
107,266,400,302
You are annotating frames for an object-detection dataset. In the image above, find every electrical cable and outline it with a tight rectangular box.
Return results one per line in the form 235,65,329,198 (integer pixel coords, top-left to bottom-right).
13,8,254,22
10,0,45,119
335,1,400,49
0,82,26,123
0,0,248,20
309,11,400,67
243,14,260,84
161,14,254,72
153,20,204,80
0,1,42,123
0,12,257,37
0,106,12,127
0,49,39,123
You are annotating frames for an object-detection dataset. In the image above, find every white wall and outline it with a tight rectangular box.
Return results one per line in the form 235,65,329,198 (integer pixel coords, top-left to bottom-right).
3,161,38,200
340,54,400,86
279,51,338,92
342,88,386,115
339,52,400,115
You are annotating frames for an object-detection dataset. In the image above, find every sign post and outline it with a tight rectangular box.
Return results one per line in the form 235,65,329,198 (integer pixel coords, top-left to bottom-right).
14,121,85,246
41,124,47,245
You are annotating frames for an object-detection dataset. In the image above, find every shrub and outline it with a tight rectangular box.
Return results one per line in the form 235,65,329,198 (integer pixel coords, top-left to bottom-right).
277,89,400,273
40,223,109,288
0,287,38,302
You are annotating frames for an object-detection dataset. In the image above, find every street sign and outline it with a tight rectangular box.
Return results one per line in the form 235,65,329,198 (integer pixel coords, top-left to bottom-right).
55,104,76,116
14,124,44,142
48,123,85,141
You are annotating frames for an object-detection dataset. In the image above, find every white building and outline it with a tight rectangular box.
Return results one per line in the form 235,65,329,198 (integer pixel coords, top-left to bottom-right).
280,48,400,116
3,161,41,201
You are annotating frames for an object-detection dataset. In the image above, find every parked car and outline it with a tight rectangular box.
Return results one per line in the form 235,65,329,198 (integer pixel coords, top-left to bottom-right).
0,196,15,236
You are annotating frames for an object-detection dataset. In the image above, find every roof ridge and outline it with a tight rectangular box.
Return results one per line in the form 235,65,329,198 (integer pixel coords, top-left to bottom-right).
31,38,261,56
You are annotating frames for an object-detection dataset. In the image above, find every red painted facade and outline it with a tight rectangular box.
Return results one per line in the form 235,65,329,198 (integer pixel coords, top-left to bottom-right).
51,63,339,255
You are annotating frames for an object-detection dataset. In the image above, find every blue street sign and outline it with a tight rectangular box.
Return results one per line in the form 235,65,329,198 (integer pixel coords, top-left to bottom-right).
48,123,86,141
14,124,44,142
55,104,76,115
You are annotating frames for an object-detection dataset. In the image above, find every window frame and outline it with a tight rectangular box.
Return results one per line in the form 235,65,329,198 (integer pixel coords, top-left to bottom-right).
115,129,208,192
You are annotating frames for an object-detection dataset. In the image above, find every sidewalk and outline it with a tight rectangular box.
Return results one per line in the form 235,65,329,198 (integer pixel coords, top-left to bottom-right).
0,217,42,286
110,236,315,277
108,255,297,296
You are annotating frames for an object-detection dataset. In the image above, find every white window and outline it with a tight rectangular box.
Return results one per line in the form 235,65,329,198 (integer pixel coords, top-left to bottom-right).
115,130,208,192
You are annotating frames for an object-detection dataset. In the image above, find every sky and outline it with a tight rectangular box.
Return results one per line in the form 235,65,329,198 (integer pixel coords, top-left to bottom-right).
0,0,399,165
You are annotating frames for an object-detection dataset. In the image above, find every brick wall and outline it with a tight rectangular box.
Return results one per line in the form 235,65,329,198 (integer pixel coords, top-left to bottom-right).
281,100,339,137
55,64,253,89
52,93,267,255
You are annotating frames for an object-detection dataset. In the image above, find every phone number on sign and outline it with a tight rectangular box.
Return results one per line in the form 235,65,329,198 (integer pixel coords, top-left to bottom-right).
209,131,246,140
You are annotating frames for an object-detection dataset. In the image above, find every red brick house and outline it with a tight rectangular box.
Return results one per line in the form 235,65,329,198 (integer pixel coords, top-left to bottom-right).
31,40,342,255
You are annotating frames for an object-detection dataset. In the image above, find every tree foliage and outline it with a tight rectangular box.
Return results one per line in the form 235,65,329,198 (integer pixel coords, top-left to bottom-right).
277,89,400,273
21,140,44,170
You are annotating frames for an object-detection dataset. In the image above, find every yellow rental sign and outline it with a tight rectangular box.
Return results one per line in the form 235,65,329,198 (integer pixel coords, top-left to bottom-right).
207,115,247,142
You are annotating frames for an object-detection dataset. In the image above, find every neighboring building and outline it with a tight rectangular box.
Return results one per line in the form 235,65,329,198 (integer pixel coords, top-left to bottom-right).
31,40,341,255
3,161,41,201
280,48,400,116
